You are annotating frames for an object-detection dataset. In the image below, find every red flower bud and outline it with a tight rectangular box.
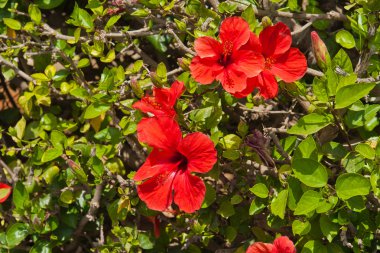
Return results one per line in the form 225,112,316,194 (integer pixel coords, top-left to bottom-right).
311,31,330,71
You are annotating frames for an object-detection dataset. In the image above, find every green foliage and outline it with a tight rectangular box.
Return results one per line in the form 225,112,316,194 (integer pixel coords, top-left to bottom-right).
0,0,379,252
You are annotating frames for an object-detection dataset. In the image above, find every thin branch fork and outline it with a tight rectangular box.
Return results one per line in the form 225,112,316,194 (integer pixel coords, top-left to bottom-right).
254,9,348,22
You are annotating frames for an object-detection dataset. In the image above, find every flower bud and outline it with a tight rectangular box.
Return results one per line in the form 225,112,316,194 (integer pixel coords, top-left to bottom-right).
261,16,272,28
149,72,164,88
311,31,331,71
130,78,144,98
177,57,190,71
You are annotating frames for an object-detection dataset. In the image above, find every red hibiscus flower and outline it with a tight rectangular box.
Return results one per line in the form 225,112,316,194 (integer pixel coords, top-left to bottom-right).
242,22,307,99
133,80,185,117
190,17,264,97
134,116,217,213
0,183,12,203
246,236,296,253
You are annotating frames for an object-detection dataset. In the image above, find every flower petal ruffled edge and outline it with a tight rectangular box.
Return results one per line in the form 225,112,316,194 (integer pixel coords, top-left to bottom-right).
259,22,292,58
173,170,206,213
219,16,250,51
177,132,217,174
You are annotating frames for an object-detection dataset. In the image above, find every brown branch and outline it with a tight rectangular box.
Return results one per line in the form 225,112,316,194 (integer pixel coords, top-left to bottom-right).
0,55,34,83
254,8,348,22
207,0,220,10
167,29,195,55
65,184,103,252
0,158,17,183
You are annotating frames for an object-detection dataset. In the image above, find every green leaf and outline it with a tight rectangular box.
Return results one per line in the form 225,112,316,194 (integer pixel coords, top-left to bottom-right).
241,5,256,30
287,113,332,136
30,241,52,253
292,220,311,236
270,189,288,219
250,183,269,198
138,234,154,249
220,134,241,150
335,30,355,49
355,143,375,160
35,0,65,9
77,58,90,68
302,240,328,253
202,183,216,208
84,102,110,119
41,147,63,163
100,49,115,63
3,18,22,30
156,62,167,79
15,117,26,140
294,190,324,215
12,182,29,210
28,4,42,24
249,198,266,215
60,189,74,204
6,223,29,247
292,159,328,188
333,49,353,73
335,173,371,200
335,83,376,109
0,0,8,8
105,15,121,30
320,215,339,242
217,200,235,218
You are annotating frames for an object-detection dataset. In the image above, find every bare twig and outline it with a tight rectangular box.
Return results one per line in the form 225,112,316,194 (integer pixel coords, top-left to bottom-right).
0,55,34,83
291,21,313,36
207,0,220,10
0,158,17,183
65,184,103,252
254,8,348,22
246,160,277,177
167,29,195,55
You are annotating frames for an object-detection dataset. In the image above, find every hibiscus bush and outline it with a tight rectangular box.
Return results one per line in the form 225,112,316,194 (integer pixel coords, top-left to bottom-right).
0,0,380,252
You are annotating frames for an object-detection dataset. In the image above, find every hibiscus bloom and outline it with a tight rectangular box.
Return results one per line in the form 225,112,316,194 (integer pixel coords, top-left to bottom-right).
0,183,12,203
134,116,217,213
242,22,307,99
246,236,296,253
133,80,185,117
190,17,264,97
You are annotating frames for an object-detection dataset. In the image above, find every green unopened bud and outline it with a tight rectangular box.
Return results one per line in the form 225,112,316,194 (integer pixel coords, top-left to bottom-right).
262,16,272,28
130,78,144,98
177,57,190,71
311,31,331,71
149,72,164,88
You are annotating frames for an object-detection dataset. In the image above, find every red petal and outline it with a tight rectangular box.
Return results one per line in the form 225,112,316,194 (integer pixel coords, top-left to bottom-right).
272,236,296,253
190,56,224,84
230,79,255,98
133,99,167,117
137,168,176,211
219,17,250,50
260,22,292,58
0,183,12,203
246,242,273,253
177,132,217,173
194,36,222,59
241,32,262,53
247,70,278,99
216,68,248,94
173,170,206,213
154,80,185,108
271,48,307,82
231,50,264,77
134,149,178,181
137,117,181,150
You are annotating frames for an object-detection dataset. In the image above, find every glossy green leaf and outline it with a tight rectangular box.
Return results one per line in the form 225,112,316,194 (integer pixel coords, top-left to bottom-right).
335,173,371,200
335,83,376,109
292,159,328,188
288,113,332,135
